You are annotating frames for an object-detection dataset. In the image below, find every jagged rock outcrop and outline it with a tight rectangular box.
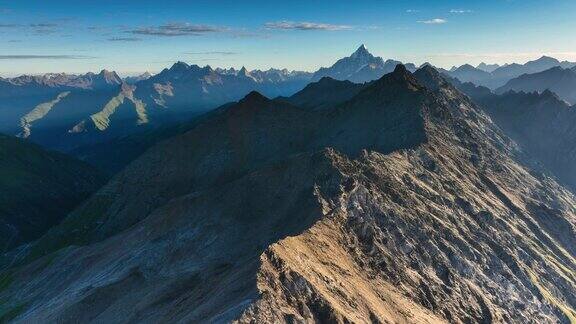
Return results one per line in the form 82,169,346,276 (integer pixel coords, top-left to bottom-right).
1,66,575,323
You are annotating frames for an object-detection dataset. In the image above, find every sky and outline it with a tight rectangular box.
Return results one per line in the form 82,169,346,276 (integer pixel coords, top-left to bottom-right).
1,0,575,76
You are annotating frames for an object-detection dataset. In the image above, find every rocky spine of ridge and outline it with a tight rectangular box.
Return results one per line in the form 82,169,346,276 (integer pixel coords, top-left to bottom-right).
1,66,576,323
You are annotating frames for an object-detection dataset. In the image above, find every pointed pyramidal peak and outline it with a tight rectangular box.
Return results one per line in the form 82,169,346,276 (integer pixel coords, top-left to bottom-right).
228,90,272,115
240,90,269,104
368,64,423,93
238,66,250,76
350,44,372,59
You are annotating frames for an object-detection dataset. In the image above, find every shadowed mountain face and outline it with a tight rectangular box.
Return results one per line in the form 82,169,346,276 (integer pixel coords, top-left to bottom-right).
69,77,366,175
483,91,576,189
455,80,576,193
280,76,368,110
69,76,370,175
0,134,104,251
2,66,576,323
496,67,576,104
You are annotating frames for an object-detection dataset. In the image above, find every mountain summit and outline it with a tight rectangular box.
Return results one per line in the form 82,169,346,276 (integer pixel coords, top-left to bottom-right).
312,45,415,83
350,44,371,59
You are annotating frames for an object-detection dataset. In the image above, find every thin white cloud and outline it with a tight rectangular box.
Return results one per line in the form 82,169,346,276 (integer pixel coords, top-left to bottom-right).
418,18,447,25
264,21,352,31
108,37,142,42
406,9,420,13
184,51,238,55
450,9,473,14
128,23,225,37
0,55,96,60
0,22,64,34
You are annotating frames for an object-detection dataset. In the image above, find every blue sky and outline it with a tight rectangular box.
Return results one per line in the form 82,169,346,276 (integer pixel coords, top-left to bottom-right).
1,0,575,76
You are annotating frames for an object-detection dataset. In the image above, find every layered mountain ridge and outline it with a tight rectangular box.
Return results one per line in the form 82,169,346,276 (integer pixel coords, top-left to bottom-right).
496,66,576,104
445,56,576,89
2,46,572,160
2,65,575,323
451,79,576,193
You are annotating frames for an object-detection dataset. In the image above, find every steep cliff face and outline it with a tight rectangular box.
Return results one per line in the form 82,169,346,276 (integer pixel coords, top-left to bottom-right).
2,66,575,323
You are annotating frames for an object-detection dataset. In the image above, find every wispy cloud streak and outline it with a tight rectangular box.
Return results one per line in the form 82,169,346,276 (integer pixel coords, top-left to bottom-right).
108,37,142,42
450,9,473,14
264,21,352,31
184,51,238,55
0,55,96,60
128,23,225,36
418,18,447,24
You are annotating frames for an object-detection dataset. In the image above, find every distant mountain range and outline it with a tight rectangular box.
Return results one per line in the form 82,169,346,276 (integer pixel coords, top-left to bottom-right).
0,133,103,251
1,46,574,159
0,45,418,154
445,56,576,89
476,62,502,73
0,70,122,91
0,64,314,152
496,66,576,104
